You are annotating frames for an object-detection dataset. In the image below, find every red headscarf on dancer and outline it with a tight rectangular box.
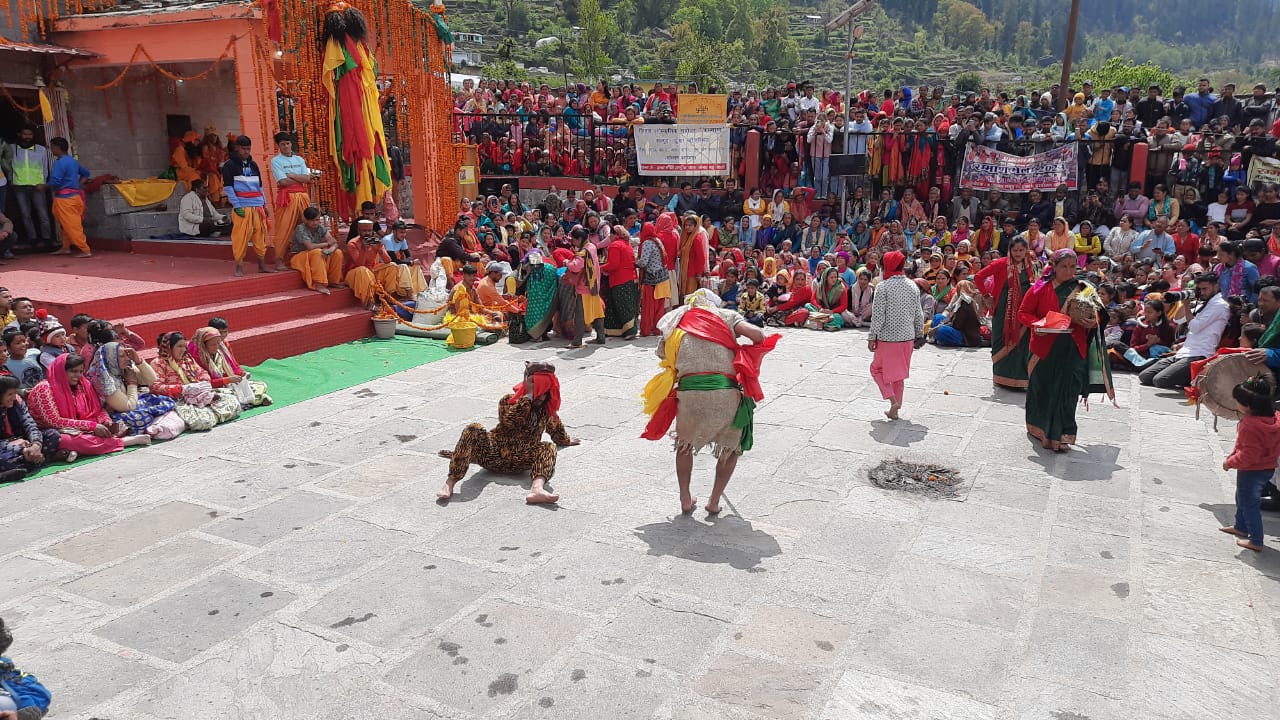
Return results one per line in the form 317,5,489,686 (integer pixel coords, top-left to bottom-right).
882,250,906,278
510,364,561,418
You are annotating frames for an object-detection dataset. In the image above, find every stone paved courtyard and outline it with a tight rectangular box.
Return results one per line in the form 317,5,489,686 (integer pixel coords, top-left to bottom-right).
3,328,1279,720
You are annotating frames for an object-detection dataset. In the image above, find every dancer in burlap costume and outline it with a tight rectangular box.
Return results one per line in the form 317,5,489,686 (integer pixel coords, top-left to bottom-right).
438,361,579,504
642,290,779,514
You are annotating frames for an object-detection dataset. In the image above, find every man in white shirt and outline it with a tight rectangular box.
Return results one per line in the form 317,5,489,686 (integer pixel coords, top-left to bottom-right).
1129,218,1175,265
1138,272,1230,389
178,179,230,237
797,84,820,115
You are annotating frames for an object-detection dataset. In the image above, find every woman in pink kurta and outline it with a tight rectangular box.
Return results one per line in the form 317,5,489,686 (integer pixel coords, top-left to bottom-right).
27,353,150,456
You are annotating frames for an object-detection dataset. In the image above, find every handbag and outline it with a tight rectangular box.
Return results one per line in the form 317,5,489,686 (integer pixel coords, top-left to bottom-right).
147,410,187,440
209,391,243,423
173,402,217,432
181,381,215,407
508,314,531,344
229,378,256,407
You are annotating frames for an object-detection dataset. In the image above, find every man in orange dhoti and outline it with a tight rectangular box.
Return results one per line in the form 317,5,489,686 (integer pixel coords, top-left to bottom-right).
270,132,317,272
47,138,91,258
291,207,346,294
345,219,404,308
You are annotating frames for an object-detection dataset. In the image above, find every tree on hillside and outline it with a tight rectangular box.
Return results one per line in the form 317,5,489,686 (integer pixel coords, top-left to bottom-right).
753,10,799,73
933,0,996,52
630,0,680,30
563,0,580,23
723,0,754,46
575,0,618,82
659,21,750,89
1070,57,1181,96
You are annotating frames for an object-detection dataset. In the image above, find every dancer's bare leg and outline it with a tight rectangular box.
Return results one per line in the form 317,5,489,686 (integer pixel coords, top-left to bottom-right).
676,448,696,513
705,452,738,514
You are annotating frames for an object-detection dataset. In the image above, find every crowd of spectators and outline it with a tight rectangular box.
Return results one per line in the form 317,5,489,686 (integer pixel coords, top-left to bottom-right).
0,287,272,481
452,76,1280,200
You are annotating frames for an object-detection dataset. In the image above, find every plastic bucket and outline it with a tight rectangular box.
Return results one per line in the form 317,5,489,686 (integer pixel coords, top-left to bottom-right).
372,317,398,339
449,322,478,349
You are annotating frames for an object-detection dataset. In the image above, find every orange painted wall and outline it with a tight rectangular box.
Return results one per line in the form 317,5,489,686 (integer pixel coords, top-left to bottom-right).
52,9,273,176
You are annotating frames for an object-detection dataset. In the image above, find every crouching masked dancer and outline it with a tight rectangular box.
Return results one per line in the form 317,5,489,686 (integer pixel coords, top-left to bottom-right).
641,289,780,514
438,361,580,504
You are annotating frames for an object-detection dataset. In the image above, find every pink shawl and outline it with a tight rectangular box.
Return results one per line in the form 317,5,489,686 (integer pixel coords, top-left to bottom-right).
48,353,102,421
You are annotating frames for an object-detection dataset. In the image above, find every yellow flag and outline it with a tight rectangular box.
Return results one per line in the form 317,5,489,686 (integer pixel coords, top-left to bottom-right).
38,88,53,123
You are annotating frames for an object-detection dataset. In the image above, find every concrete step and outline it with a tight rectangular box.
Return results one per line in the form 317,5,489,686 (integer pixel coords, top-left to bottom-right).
117,287,359,346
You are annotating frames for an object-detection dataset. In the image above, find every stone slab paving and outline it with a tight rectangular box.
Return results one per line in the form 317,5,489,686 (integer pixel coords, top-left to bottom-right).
3,329,1280,720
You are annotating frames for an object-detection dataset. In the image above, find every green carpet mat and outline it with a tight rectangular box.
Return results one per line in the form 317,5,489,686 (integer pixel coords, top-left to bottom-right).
6,335,455,484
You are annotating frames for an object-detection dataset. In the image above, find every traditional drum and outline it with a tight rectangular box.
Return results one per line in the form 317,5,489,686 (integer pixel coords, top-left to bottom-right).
1192,352,1256,429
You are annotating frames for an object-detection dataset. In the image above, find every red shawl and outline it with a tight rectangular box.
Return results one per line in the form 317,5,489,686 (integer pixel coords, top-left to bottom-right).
974,256,1036,351
641,308,780,441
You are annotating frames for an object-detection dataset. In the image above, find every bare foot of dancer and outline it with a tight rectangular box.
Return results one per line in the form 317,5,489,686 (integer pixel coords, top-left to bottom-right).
526,489,560,504
436,480,457,501
1220,526,1249,538
681,496,698,514
526,476,560,504
704,503,721,514
1237,538,1264,552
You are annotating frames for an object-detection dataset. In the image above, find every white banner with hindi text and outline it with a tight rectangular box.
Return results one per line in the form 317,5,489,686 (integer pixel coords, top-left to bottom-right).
635,125,731,176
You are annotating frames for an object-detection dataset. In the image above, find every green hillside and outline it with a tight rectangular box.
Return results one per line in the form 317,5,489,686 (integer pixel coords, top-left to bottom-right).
437,0,1280,90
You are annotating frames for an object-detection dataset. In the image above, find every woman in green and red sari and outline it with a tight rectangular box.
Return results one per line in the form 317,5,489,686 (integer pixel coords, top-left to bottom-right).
1018,249,1111,452
974,235,1038,389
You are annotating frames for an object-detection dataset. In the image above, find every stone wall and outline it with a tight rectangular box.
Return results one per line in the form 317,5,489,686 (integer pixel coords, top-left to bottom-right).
68,59,241,180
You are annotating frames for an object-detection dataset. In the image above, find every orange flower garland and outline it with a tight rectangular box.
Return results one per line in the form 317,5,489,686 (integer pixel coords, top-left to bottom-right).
257,0,459,230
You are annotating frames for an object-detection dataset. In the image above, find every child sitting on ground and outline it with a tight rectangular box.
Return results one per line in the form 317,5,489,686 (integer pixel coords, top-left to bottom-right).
1220,374,1280,552
739,279,768,326
0,617,53,720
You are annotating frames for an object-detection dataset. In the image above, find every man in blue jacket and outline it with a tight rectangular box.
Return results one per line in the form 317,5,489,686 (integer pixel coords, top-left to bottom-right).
1185,78,1218,130
0,617,52,720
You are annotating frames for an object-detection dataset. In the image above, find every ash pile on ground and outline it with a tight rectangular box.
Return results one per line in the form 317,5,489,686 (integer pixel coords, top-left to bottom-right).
869,459,965,499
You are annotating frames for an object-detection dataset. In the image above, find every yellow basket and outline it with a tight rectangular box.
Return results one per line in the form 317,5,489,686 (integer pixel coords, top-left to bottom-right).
448,322,478,348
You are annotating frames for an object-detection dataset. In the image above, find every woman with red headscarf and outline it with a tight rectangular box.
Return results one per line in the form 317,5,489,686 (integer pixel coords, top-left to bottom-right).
27,353,152,456
868,251,925,420
437,361,580,504
974,235,1039,388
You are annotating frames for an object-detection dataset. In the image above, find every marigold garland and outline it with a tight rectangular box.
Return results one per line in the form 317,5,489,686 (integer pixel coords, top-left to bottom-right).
258,0,459,231
89,37,243,91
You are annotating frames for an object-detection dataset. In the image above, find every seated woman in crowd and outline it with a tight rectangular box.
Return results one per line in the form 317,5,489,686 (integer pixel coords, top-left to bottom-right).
88,341,179,437
771,268,815,326
846,269,875,328
0,375,64,479
189,325,271,408
27,353,152,456
149,331,243,431
808,266,850,330
929,280,986,347
931,269,956,306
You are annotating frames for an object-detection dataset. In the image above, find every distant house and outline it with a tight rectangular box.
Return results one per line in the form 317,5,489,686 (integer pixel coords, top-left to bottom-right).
453,48,483,67
455,32,484,45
